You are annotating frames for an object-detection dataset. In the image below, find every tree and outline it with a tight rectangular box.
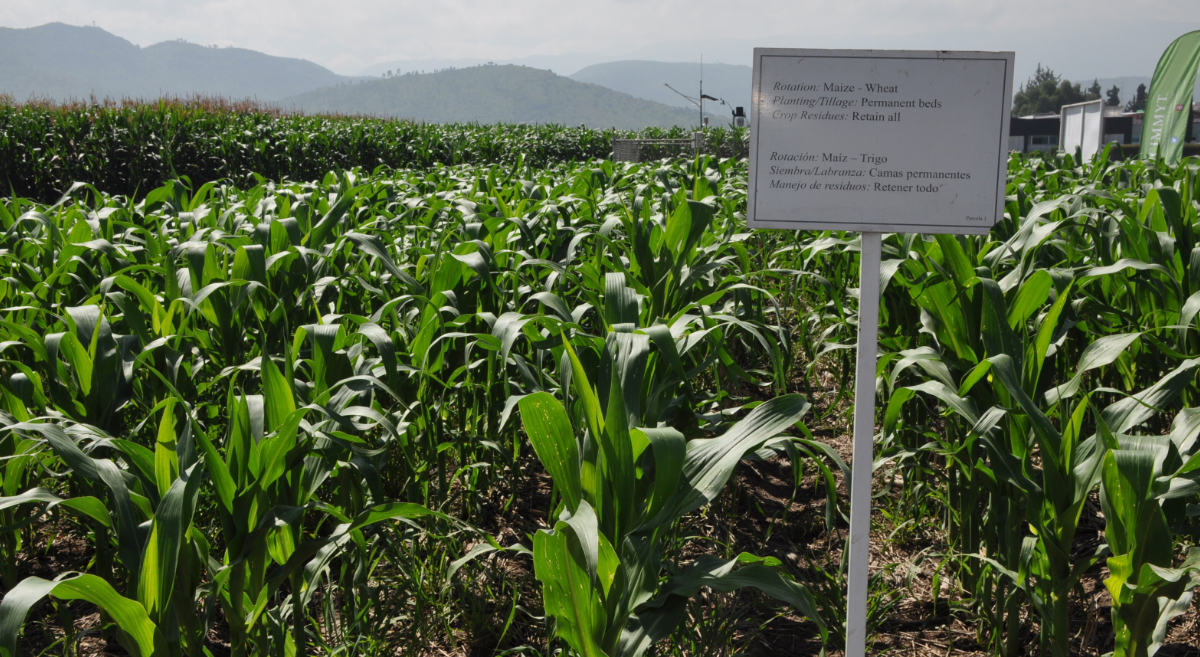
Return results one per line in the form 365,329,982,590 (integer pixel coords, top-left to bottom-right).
1106,85,1121,106
1087,79,1102,100
1125,83,1147,112
1011,64,1091,115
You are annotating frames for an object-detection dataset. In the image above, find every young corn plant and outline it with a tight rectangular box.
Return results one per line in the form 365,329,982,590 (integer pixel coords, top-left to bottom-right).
0,408,445,657
1100,423,1200,657
0,350,447,657
518,331,825,657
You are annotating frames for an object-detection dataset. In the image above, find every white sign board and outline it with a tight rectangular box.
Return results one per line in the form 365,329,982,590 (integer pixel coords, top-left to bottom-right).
1060,100,1105,160
745,48,1015,657
748,49,1014,234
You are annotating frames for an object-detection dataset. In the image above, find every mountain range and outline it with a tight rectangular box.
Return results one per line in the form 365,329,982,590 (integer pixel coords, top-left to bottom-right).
3,22,1186,126
279,65,710,128
570,61,753,117
0,22,351,101
358,54,609,78
0,23,713,128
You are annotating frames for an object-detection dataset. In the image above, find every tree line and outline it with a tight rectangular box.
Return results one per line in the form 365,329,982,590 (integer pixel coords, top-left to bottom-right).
1011,64,1147,115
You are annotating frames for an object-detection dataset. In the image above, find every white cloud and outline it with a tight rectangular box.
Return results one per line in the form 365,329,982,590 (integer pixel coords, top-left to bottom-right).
1,0,1196,82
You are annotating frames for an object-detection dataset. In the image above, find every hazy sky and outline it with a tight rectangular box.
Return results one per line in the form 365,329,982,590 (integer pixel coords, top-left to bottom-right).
3,0,1198,83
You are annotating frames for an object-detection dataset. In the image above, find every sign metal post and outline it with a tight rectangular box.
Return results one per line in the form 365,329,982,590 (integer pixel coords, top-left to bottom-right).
746,48,1014,656
845,229,880,656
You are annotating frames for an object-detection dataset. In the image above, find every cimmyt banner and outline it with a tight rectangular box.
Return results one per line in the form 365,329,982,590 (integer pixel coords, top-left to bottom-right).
1140,31,1200,163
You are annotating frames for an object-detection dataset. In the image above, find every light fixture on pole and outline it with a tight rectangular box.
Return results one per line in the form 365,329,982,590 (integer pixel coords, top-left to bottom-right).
663,86,727,128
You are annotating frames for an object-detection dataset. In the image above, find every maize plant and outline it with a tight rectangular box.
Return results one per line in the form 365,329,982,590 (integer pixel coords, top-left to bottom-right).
0,153,828,655
518,301,827,656
1100,431,1200,657
778,146,1200,654
0,97,748,202
1,123,1198,656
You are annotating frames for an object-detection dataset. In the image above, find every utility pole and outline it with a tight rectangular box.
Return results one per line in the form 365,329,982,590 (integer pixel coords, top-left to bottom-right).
699,54,704,128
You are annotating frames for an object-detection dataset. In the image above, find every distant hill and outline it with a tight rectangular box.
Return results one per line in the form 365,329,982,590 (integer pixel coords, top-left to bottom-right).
281,65,710,128
570,61,752,120
0,22,349,101
359,53,609,78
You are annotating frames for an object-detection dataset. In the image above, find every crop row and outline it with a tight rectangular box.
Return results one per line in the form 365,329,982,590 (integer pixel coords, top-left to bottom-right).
0,98,750,203
0,149,1198,656
791,148,1200,656
0,156,821,656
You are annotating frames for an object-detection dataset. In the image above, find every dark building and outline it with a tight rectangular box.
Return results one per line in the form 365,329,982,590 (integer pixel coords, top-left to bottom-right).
1009,104,1200,153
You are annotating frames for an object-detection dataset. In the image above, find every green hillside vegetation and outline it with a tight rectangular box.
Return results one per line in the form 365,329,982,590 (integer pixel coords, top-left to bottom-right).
0,22,348,101
281,64,709,128
570,60,752,116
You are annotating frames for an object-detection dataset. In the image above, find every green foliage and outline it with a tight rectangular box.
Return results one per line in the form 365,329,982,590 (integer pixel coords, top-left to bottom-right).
788,149,1200,655
0,574,168,657
1011,64,1094,115
0,98,750,203
0,154,809,654
1126,83,1149,113
521,381,824,656
1107,85,1123,107
1,135,1199,656
1100,443,1200,657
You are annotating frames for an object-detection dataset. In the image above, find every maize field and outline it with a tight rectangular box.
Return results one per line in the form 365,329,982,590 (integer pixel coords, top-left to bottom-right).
0,124,1197,657
0,97,749,203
